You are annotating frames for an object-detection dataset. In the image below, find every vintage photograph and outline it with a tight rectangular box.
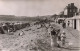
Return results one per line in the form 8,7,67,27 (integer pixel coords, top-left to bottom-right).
0,0,80,51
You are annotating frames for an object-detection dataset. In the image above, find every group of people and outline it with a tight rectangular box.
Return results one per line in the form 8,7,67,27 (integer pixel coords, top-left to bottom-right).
47,24,66,48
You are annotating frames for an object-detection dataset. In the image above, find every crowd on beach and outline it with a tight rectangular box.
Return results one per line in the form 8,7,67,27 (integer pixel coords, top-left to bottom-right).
47,23,66,48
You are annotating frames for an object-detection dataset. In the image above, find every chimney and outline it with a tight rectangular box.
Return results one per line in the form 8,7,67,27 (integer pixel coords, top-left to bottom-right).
79,9,80,15
71,3,74,6
68,4,71,6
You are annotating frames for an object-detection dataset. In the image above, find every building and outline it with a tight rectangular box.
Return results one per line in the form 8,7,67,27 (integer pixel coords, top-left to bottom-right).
66,16,80,31
57,3,80,31
64,3,78,17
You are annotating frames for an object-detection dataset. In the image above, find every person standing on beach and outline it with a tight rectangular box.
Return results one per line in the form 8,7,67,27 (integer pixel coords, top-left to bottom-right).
61,31,66,47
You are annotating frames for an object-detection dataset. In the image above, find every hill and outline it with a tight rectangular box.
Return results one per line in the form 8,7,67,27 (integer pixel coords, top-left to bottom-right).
0,15,54,21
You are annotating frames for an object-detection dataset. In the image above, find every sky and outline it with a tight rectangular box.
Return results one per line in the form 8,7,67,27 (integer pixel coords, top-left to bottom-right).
0,0,80,17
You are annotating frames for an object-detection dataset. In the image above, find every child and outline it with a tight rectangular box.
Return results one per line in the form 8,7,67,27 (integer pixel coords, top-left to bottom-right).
61,31,66,47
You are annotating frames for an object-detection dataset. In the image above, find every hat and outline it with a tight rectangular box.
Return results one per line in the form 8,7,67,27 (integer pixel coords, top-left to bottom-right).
50,26,52,28
63,31,65,34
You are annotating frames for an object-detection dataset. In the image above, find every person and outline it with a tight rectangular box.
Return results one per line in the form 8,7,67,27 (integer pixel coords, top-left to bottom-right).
47,25,52,35
68,21,70,26
62,21,66,28
51,28,59,47
19,30,25,36
51,28,56,36
0,23,5,34
62,19,66,28
56,29,61,47
47,25,54,49
61,31,66,47
47,23,52,34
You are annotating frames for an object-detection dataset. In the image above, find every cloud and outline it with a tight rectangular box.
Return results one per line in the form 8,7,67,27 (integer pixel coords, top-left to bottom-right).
0,0,79,16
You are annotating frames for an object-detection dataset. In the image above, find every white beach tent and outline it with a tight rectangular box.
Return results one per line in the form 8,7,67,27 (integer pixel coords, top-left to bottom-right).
66,16,80,31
